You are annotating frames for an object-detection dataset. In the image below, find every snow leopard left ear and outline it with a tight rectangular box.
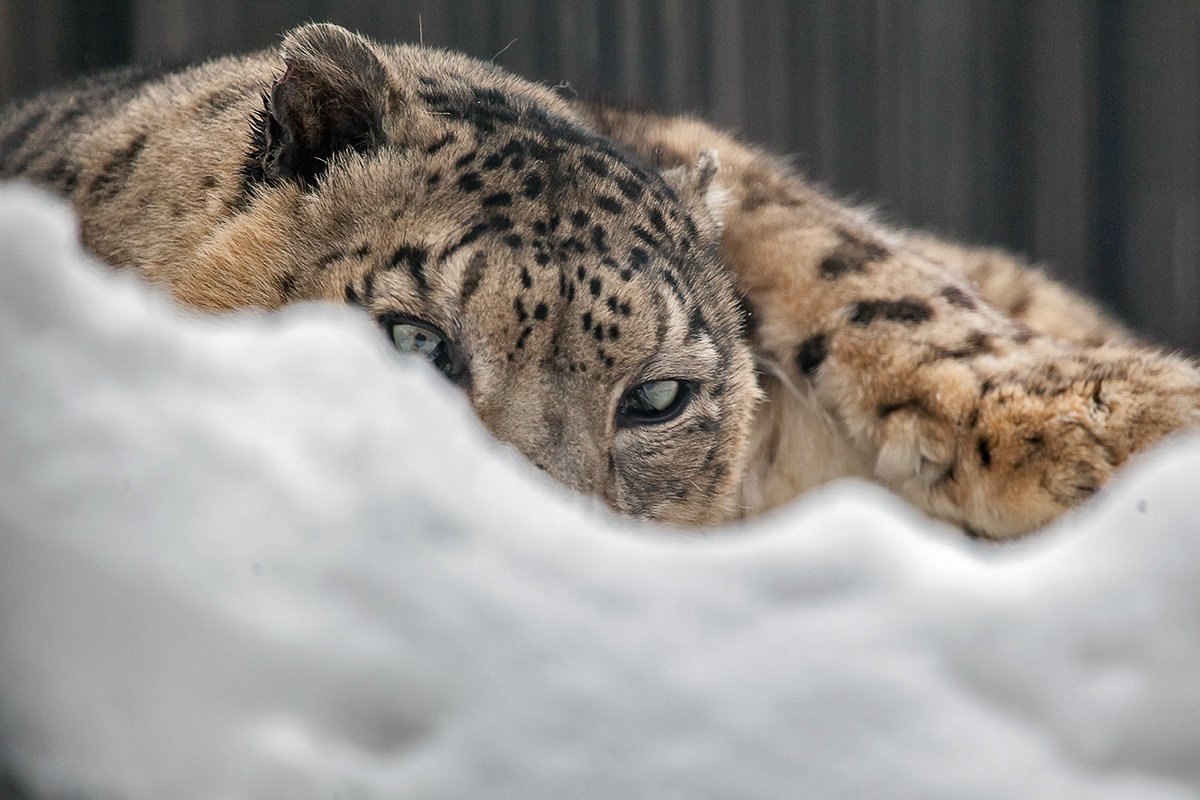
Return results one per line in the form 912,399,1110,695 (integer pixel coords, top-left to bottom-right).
661,149,728,244
258,23,391,186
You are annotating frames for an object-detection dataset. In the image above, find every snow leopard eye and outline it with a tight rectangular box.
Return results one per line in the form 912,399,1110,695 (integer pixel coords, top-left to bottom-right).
616,380,694,427
381,314,466,383
393,322,443,360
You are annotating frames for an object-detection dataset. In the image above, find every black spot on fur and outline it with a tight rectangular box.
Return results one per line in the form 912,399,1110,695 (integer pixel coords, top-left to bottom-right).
687,307,708,340
941,285,977,309
796,333,829,376
1009,288,1034,317
316,250,345,269
571,210,590,227
455,150,477,169
629,248,649,270
581,311,592,332
458,172,483,192
425,133,454,154
589,277,602,297
878,398,925,418
819,231,890,279
0,108,51,170
818,252,863,280
977,437,992,467
632,226,659,250
591,225,609,253
460,251,488,305
520,267,532,288
596,195,623,215
473,86,510,106
648,208,667,234
534,302,548,320
276,271,299,298
344,282,361,306
522,173,543,199
682,214,699,243
426,172,441,186
928,331,992,361
443,222,491,258
504,233,523,249
616,176,644,201
662,270,681,297
482,191,512,207
88,132,148,201
1056,462,1100,503
849,297,934,326
514,297,528,322
581,155,609,177
196,86,246,119
201,174,219,190
389,245,429,290
40,158,79,192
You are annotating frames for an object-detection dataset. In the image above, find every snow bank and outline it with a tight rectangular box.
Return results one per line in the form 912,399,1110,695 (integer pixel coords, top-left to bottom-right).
1,184,1199,799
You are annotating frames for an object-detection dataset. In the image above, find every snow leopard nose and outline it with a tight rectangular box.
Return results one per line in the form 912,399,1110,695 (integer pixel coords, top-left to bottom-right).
475,388,605,495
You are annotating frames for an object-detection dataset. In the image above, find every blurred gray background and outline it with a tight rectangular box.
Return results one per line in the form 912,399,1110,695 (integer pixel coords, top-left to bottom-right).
1,1,1197,351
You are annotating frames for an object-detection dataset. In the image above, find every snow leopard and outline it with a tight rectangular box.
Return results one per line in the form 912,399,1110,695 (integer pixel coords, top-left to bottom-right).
2,23,1197,537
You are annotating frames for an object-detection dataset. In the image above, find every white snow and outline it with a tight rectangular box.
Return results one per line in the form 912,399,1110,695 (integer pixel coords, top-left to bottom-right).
1,183,1199,799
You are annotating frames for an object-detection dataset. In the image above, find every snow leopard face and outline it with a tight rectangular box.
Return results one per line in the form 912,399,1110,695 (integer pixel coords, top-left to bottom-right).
0,24,759,524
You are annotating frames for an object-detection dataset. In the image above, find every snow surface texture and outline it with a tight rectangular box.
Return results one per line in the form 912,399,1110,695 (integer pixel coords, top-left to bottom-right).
2,184,1200,799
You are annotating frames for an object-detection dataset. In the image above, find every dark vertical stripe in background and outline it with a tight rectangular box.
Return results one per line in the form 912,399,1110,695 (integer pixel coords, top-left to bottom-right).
1,0,1197,350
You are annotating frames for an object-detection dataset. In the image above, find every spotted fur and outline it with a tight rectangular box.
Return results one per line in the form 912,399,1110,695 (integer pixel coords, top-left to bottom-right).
586,107,1200,537
0,24,758,526
4,24,1198,538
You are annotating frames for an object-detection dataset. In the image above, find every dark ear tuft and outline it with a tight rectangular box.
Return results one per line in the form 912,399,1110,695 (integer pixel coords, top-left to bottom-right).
259,24,391,186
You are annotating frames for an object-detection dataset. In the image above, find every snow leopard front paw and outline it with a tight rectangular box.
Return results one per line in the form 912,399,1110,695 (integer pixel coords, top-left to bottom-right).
914,348,1200,538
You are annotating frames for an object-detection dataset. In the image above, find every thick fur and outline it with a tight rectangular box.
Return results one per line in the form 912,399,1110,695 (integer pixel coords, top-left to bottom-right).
585,108,1200,537
3,24,1197,537
0,24,759,526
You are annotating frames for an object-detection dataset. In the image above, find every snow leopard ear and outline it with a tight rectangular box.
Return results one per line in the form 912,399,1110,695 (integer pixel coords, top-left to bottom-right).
259,23,392,186
662,151,758,345
661,149,728,243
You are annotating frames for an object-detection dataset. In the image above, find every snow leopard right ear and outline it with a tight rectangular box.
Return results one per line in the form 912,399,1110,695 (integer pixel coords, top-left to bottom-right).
661,149,728,248
256,23,392,187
